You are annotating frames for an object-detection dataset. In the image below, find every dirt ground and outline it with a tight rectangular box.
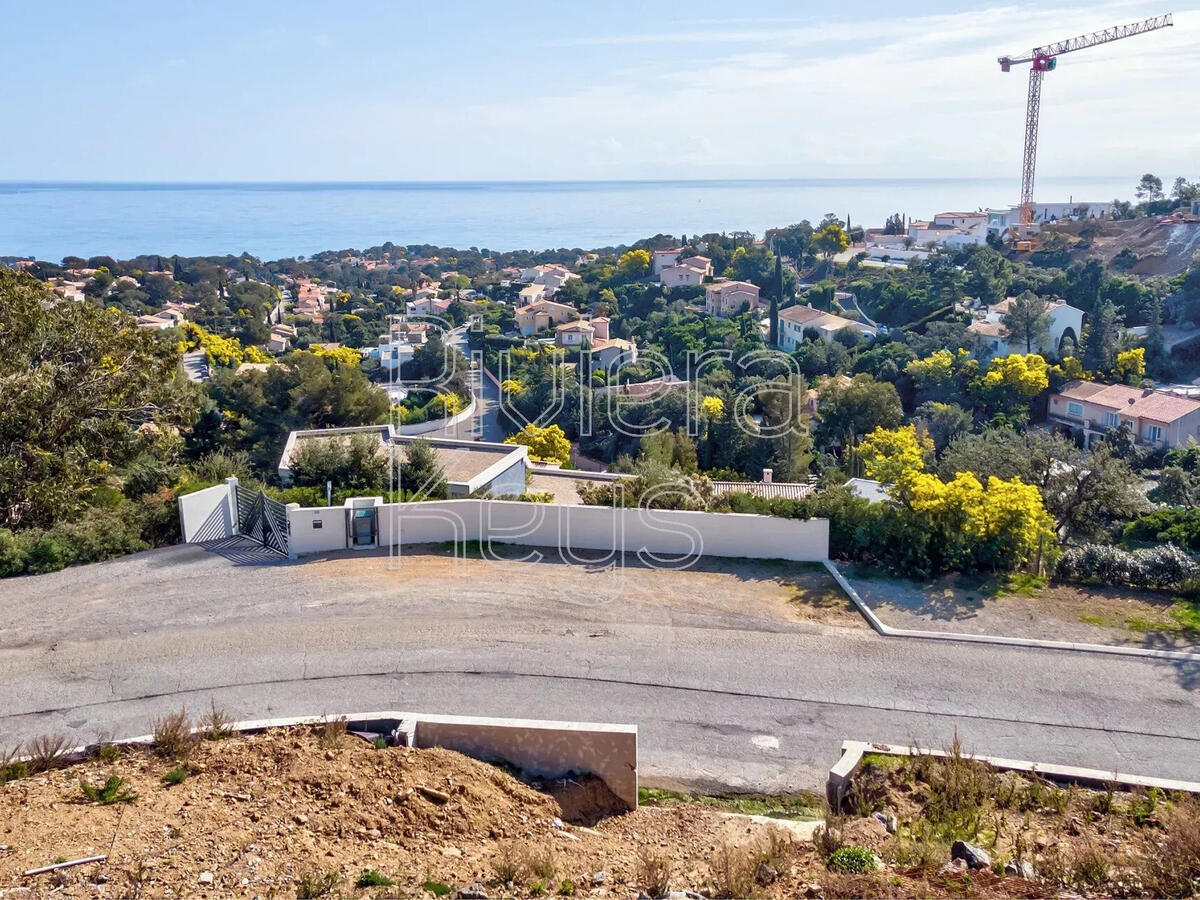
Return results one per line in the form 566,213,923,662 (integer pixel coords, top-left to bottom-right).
6,727,1194,899
847,566,1200,651
304,546,865,630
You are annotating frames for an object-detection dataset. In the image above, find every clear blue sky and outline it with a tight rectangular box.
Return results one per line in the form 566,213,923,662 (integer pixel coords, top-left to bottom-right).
1,0,1195,181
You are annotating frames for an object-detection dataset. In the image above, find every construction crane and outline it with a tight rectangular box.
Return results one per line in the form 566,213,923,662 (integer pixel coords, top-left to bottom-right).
998,13,1173,224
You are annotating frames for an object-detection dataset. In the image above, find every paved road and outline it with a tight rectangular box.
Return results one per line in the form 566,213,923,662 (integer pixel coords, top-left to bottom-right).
1,543,1198,793
428,326,505,442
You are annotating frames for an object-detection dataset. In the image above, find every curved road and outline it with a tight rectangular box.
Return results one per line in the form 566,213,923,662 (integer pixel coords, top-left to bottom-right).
1,543,1198,792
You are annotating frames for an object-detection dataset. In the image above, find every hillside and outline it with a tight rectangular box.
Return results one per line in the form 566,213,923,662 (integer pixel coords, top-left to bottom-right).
1048,217,1200,276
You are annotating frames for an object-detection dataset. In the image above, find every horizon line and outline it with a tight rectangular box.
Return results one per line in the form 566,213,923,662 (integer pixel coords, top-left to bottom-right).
0,175,1129,187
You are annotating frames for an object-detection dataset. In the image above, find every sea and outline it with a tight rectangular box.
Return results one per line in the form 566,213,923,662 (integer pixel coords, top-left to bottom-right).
0,177,1133,262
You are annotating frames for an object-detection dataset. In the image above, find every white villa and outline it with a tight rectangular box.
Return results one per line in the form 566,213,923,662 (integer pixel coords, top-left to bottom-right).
776,304,876,351
987,202,1115,233
377,319,432,370
967,296,1084,358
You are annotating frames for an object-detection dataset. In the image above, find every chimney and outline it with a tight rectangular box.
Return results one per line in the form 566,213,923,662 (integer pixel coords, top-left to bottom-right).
592,317,610,340
762,468,773,484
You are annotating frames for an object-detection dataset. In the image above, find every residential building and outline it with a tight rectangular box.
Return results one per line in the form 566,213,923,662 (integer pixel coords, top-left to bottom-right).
377,319,431,370
518,283,548,306
407,296,453,317
1048,379,1200,449
278,426,529,498
704,279,760,317
554,316,638,369
514,298,578,335
776,304,875,350
710,468,817,501
660,255,712,288
651,248,682,275
986,201,1115,233
267,322,299,352
966,296,1083,357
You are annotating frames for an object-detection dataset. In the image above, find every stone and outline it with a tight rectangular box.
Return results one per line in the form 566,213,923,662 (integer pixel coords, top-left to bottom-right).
1005,860,1037,879
293,814,308,826
590,872,608,886
802,882,824,898
938,858,969,876
454,885,489,899
197,872,214,885
551,817,564,829
951,840,991,870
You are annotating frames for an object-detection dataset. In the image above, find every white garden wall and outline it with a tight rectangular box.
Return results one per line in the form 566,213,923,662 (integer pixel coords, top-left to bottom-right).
288,498,829,562
178,480,238,543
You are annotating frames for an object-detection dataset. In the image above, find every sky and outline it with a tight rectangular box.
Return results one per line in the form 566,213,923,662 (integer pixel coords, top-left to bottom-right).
1,0,1196,182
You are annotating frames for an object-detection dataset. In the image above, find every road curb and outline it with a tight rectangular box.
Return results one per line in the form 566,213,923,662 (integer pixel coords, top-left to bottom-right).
822,560,1200,663
827,738,1200,810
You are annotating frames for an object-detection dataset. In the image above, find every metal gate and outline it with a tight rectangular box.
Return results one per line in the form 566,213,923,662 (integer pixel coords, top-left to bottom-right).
236,486,290,556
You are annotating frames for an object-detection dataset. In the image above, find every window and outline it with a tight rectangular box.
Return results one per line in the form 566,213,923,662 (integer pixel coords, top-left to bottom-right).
1103,412,1120,429
1066,401,1084,418
1145,425,1164,445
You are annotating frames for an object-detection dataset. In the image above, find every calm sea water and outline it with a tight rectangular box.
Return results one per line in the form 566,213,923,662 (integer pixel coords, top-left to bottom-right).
0,177,1132,261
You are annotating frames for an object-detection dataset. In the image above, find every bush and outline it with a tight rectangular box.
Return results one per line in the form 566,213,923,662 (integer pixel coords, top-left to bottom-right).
636,848,671,899
1057,541,1199,590
0,528,29,576
80,775,137,805
25,733,68,773
827,845,878,874
152,709,195,759
25,535,74,574
1124,507,1200,551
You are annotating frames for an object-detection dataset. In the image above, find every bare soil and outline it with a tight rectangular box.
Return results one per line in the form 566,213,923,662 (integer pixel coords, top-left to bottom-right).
848,567,1200,651
304,547,863,629
5,727,1194,899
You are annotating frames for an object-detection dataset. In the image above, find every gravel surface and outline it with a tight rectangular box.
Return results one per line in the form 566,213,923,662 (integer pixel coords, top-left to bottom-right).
848,569,1200,652
2,543,1199,793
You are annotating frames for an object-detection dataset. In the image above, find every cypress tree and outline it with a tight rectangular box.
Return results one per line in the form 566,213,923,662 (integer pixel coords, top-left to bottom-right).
769,256,782,346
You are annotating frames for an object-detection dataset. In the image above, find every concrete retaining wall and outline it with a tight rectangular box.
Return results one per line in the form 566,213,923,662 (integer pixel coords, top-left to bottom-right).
289,498,830,562
178,479,238,543
395,394,477,436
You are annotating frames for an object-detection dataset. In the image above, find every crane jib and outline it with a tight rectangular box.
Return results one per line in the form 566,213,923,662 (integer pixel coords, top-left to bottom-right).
995,12,1173,226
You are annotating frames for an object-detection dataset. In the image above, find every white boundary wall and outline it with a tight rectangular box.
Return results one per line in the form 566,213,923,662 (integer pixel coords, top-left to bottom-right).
178,479,238,543
287,498,829,562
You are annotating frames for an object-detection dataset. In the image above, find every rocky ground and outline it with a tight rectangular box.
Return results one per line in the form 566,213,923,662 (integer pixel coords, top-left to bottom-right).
2,725,1197,899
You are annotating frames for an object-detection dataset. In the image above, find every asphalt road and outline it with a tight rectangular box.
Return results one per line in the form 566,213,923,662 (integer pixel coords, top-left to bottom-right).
1,543,1198,793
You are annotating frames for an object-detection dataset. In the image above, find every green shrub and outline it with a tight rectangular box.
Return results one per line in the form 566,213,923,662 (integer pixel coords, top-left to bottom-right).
295,869,341,898
355,869,394,888
827,845,878,874
25,536,73,573
161,766,188,786
0,528,29,577
80,775,137,805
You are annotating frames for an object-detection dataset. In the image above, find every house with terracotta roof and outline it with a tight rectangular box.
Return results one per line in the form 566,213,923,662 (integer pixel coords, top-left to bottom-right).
776,304,874,351
704,279,760,317
1048,380,1200,449
660,255,712,288
514,298,578,335
554,317,637,369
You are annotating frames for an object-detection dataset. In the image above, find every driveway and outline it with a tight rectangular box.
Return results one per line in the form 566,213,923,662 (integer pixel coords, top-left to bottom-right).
1,545,1198,793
